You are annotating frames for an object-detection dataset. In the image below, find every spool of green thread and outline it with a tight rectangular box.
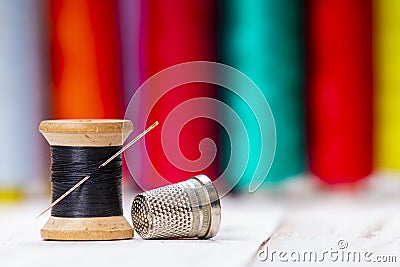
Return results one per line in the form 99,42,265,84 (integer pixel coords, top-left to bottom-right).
219,0,305,189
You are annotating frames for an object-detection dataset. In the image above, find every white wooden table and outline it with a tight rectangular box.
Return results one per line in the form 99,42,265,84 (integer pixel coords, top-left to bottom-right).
1,175,399,267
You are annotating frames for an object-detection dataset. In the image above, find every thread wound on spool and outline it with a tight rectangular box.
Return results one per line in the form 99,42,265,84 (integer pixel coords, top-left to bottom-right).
50,146,123,218
39,119,134,240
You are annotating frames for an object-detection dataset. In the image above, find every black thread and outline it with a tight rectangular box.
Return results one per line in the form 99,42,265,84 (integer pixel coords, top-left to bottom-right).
50,146,123,218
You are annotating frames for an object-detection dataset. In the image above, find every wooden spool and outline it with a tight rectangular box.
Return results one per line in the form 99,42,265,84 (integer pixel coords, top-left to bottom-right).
39,119,134,241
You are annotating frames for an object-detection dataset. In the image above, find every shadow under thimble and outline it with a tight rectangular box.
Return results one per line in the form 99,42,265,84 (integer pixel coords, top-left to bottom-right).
131,174,221,239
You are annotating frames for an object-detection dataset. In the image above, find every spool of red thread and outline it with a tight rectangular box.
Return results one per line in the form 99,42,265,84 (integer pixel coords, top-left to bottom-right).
307,0,373,184
136,1,219,187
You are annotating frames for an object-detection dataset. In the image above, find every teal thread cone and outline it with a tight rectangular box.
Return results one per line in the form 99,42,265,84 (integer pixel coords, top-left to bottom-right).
219,0,305,190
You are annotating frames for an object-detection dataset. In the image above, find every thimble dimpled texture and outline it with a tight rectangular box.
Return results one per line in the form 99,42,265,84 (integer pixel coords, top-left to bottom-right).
131,183,193,239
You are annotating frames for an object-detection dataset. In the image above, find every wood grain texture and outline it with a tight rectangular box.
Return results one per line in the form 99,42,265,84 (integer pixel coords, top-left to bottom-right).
1,176,399,266
39,119,133,147
41,216,133,241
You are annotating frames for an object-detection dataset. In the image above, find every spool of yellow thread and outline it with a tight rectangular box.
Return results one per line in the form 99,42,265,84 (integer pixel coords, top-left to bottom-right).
375,1,400,170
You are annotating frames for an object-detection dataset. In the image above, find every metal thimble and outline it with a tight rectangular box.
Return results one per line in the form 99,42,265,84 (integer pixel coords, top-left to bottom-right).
131,174,221,239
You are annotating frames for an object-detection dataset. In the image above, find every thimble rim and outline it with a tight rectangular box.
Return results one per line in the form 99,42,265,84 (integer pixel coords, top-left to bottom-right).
192,174,221,239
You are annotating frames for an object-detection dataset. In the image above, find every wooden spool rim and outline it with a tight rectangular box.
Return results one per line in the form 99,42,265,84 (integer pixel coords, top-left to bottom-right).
41,216,134,241
39,119,133,147
39,119,133,134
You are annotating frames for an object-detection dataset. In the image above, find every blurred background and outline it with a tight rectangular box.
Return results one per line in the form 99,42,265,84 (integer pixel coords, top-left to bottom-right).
0,0,399,201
